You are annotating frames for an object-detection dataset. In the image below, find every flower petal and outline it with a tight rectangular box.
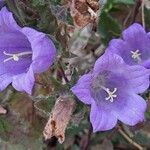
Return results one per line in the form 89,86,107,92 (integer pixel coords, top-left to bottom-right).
21,27,56,73
116,93,146,126
0,7,21,32
148,32,150,38
122,23,146,42
106,39,136,65
0,73,12,90
125,65,150,93
122,23,150,59
71,73,93,104
90,102,117,132
12,67,35,94
142,59,150,69
93,52,124,74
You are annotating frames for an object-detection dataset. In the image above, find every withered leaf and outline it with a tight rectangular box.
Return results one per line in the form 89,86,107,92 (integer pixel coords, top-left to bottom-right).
69,24,93,56
50,5,68,22
0,105,7,114
43,96,75,143
66,24,96,72
69,0,100,28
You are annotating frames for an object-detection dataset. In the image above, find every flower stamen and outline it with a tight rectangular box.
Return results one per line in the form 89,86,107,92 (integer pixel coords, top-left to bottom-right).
3,51,32,63
131,50,141,61
101,86,117,102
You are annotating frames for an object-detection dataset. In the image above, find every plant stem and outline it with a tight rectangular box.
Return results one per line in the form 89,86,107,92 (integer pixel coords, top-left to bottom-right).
58,60,69,83
141,0,145,29
131,0,142,24
118,128,144,150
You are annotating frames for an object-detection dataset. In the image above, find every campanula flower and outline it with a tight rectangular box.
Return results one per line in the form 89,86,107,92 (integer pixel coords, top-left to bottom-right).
106,23,150,69
71,52,150,132
0,7,56,94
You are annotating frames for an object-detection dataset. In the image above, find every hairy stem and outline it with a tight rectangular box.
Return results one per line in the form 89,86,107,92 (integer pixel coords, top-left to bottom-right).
118,128,144,150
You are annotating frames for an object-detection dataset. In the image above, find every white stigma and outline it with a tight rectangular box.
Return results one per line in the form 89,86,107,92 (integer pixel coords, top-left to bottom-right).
101,86,117,102
3,51,32,63
131,50,141,61
12,54,19,61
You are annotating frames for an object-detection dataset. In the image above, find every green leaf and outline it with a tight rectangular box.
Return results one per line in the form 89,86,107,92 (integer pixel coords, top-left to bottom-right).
98,11,121,44
5,0,26,25
114,0,134,5
0,118,10,132
133,132,150,146
145,111,150,119
37,8,58,34
50,0,61,5
71,145,80,150
31,0,46,7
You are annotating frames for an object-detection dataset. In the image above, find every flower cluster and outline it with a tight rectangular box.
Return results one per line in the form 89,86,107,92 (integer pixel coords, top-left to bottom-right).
0,6,150,133
71,24,150,132
0,7,56,94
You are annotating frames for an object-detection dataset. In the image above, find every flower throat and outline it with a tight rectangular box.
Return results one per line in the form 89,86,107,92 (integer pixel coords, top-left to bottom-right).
131,49,141,62
92,75,117,103
3,51,32,63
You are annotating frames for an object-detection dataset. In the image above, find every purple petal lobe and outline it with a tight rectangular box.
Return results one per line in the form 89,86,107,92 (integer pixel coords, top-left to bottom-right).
116,93,146,126
93,52,124,74
0,74,12,91
90,102,117,132
106,39,137,65
143,59,150,69
71,74,93,104
21,27,56,73
122,23,146,41
125,65,150,93
0,7,21,32
12,67,35,94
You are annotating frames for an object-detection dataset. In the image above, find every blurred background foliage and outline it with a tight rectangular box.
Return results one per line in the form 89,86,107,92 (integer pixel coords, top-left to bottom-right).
0,0,150,149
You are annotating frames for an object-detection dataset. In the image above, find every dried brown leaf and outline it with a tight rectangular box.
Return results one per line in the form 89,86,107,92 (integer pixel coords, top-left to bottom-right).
69,0,100,28
43,96,75,143
0,105,7,114
69,24,93,56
